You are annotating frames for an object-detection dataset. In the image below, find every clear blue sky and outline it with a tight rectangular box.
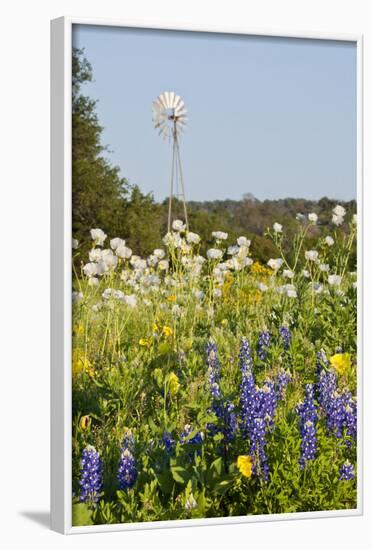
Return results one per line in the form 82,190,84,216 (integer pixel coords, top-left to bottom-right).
72,25,357,202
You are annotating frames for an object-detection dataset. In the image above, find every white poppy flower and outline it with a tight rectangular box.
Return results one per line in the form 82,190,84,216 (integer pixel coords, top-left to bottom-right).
333,204,346,218
83,262,98,278
194,289,205,300
284,284,297,298
186,232,201,244
283,269,294,279
332,214,344,226
328,274,342,286
305,250,319,262
237,236,251,247
91,302,102,312
158,259,169,271
213,288,222,298
116,245,132,259
296,213,305,221
319,263,330,272
273,222,283,233
110,237,125,250
207,248,223,260
302,269,310,278
172,219,186,232
90,228,107,246
227,245,239,256
113,289,125,300
267,258,283,272
212,231,228,241
102,288,113,300
153,248,166,259
258,282,268,292
72,238,79,249
88,277,99,287
123,295,137,308
89,248,102,262
308,213,318,223
325,236,334,246
100,249,118,271
147,254,159,267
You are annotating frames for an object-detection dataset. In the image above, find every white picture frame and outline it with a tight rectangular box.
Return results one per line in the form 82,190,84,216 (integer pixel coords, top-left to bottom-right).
51,16,363,534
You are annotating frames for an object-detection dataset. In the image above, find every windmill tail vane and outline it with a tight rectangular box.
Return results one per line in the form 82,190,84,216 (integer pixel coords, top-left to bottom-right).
152,91,189,233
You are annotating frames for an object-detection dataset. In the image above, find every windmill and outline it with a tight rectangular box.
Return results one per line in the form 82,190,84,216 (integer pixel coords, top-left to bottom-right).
152,91,189,233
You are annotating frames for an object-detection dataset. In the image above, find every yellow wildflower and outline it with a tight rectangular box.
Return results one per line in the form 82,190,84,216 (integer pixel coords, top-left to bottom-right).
237,455,253,478
330,353,352,376
72,348,94,378
139,337,152,348
162,326,173,337
73,324,85,337
153,323,160,333
167,295,177,303
79,415,91,430
167,372,180,396
221,319,228,327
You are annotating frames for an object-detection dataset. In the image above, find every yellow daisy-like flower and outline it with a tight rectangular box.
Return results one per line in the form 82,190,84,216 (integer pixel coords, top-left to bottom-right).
167,295,177,303
79,415,91,430
72,348,94,378
167,372,180,396
139,337,152,348
162,326,173,337
330,353,352,376
237,455,253,478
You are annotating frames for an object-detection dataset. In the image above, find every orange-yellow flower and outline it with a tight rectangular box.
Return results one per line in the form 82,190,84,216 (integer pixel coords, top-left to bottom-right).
162,326,173,337
237,455,253,478
330,353,352,376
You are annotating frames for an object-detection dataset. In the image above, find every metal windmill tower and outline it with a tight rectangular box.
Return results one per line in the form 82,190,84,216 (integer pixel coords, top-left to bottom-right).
152,91,189,232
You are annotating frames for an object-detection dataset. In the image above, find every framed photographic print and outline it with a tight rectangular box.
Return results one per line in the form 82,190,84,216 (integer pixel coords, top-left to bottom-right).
51,17,363,534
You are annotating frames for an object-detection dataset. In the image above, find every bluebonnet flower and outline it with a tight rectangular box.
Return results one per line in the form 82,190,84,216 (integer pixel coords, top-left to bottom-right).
162,431,175,454
255,380,278,428
317,365,357,443
257,330,271,361
181,424,204,460
275,369,292,399
343,394,357,441
339,460,355,481
206,342,238,443
206,340,221,398
279,326,291,350
79,445,103,504
250,417,269,480
211,400,238,443
239,340,278,480
297,384,318,468
240,339,256,433
117,430,137,490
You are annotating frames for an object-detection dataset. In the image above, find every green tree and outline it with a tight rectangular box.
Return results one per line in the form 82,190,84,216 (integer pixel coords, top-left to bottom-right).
72,48,130,247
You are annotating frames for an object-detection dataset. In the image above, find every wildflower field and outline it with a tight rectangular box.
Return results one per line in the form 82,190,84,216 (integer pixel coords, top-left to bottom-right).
72,206,358,526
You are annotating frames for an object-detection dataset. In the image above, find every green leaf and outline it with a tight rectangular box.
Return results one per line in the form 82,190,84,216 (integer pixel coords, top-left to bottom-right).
171,465,189,484
72,503,93,526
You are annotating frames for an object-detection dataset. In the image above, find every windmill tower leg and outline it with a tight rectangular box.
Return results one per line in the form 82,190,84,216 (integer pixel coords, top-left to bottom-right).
167,137,176,233
174,136,189,231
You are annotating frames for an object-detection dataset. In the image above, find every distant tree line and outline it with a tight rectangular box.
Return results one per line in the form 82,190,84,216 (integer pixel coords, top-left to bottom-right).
72,48,356,265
